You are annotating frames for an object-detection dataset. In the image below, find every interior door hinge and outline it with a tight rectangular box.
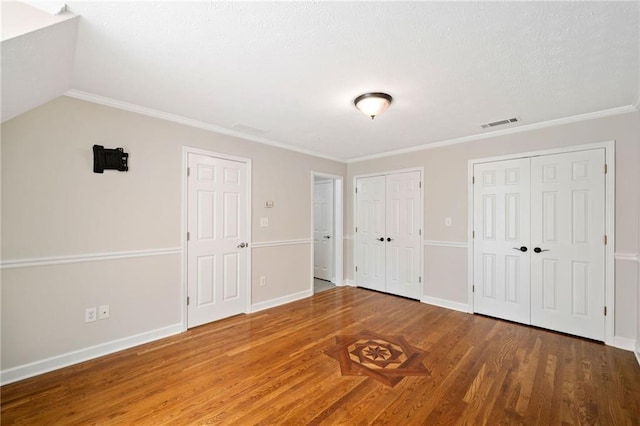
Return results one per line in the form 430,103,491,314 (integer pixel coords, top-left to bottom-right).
604,235,607,245
472,230,475,239
604,164,607,174
355,226,358,233
187,297,190,306
419,276,422,283
472,285,475,293
187,232,190,241
419,181,422,188
472,176,475,184
604,306,607,316
355,187,358,194
355,266,358,272
187,167,190,177
419,229,422,236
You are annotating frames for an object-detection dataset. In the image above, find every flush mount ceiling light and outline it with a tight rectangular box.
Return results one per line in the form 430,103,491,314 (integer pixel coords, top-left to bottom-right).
354,92,393,120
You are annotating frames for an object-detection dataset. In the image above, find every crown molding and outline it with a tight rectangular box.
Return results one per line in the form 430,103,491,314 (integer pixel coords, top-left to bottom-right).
64,89,345,164
347,104,638,163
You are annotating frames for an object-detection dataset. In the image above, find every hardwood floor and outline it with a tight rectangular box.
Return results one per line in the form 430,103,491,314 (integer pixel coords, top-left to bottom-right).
2,287,639,424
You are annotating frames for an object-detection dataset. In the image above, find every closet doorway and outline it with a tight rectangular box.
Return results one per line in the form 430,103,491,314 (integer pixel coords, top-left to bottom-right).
469,142,615,343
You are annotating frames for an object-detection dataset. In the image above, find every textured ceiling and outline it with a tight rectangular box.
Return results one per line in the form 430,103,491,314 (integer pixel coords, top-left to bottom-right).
5,2,640,161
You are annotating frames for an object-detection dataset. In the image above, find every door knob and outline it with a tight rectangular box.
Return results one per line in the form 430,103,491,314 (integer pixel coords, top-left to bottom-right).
237,242,247,248
512,246,528,252
377,237,384,242
533,247,549,253
387,237,393,242
323,235,331,239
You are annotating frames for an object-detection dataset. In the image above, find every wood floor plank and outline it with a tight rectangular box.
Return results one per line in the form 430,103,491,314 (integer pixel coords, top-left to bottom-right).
2,287,639,425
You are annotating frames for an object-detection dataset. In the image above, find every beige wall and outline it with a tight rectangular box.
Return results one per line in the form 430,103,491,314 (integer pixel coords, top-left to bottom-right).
346,110,640,341
1,96,345,372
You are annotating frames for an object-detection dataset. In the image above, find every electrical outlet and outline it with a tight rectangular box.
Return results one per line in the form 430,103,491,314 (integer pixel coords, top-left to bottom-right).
259,276,266,286
260,217,269,227
445,217,452,227
98,304,110,320
85,307,97,323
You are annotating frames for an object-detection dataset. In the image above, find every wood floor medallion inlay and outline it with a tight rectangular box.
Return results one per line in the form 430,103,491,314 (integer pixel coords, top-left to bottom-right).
325,330,430,387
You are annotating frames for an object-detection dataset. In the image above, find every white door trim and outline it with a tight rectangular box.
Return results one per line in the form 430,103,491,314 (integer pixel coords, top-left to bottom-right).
181,146,252,331
467,140,615,345
310,172,344,289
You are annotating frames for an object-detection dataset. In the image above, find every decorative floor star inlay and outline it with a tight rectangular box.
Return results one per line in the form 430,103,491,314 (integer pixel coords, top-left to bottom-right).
324,331,430,387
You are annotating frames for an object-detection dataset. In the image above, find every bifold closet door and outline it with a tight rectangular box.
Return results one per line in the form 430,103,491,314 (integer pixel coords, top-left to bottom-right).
473,148,606,341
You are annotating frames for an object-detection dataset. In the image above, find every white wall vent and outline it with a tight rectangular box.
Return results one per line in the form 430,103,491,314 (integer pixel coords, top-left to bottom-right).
481,117,519,129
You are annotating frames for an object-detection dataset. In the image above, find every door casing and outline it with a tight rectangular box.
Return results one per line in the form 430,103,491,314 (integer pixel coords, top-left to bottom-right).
467,141,615,345
182,146,252,331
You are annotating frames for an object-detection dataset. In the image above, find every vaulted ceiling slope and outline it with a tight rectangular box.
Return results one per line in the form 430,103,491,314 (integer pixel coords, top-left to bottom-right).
2,2,639,161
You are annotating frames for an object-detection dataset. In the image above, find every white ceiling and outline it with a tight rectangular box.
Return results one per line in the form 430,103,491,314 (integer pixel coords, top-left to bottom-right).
3,1,639,162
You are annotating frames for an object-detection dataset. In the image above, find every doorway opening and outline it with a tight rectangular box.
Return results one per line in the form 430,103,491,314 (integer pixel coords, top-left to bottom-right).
311,172,343,294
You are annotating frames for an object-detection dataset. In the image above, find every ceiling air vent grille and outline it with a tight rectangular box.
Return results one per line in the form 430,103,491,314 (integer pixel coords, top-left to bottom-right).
481,117,519,129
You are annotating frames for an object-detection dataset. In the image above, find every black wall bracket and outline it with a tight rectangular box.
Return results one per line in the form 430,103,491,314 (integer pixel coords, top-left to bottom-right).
93,145,128,173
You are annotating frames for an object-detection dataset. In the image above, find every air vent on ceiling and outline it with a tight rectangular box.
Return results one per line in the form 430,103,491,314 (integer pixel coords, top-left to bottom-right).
481,117,519,129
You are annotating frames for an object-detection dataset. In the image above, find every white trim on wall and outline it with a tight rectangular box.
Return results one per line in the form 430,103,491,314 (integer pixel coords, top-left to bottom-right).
421,296,471,313
250,289,313,313
0,247,182,269
348,106,636,163
251,239,313,248
424,240,468,248
0,323,183,386
612,336,637,352
65,90,343,163
467,140,616,346
614,253,640,262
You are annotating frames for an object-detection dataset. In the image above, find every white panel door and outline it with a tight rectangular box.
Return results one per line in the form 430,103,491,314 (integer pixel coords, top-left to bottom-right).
385,171,422,300
530,149,605,340
355,176,386,292
187,153,248,328
313,180,334,281
473,158,531,324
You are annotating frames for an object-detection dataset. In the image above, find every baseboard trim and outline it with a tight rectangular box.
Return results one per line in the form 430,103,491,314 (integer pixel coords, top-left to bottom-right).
612,336,637,352
0,323,184,386
421,296,471,313
344,279,356,287
250,289,313,313
635,346,640,367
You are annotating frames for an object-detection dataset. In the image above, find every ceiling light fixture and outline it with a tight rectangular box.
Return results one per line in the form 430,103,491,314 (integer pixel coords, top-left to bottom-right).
354,92,393,120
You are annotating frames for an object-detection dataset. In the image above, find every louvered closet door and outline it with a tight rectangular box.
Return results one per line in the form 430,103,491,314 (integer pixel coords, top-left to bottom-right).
473,158,531,324
530,149,605,341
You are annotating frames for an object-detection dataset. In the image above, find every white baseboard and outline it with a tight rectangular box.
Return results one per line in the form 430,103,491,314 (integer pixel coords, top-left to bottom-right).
612,336,637,352
421,296,471,313
250,289,313,313
344,279,356,287
1,323,184,386
636,344,640,367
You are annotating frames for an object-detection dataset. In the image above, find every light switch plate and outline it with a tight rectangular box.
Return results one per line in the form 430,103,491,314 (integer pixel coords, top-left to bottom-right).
260,217,269,227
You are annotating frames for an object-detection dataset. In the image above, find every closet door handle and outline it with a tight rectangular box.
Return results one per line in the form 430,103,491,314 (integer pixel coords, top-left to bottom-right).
387,238,393,242
377,237,384,242
533,247,549,253
512,246,528,252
